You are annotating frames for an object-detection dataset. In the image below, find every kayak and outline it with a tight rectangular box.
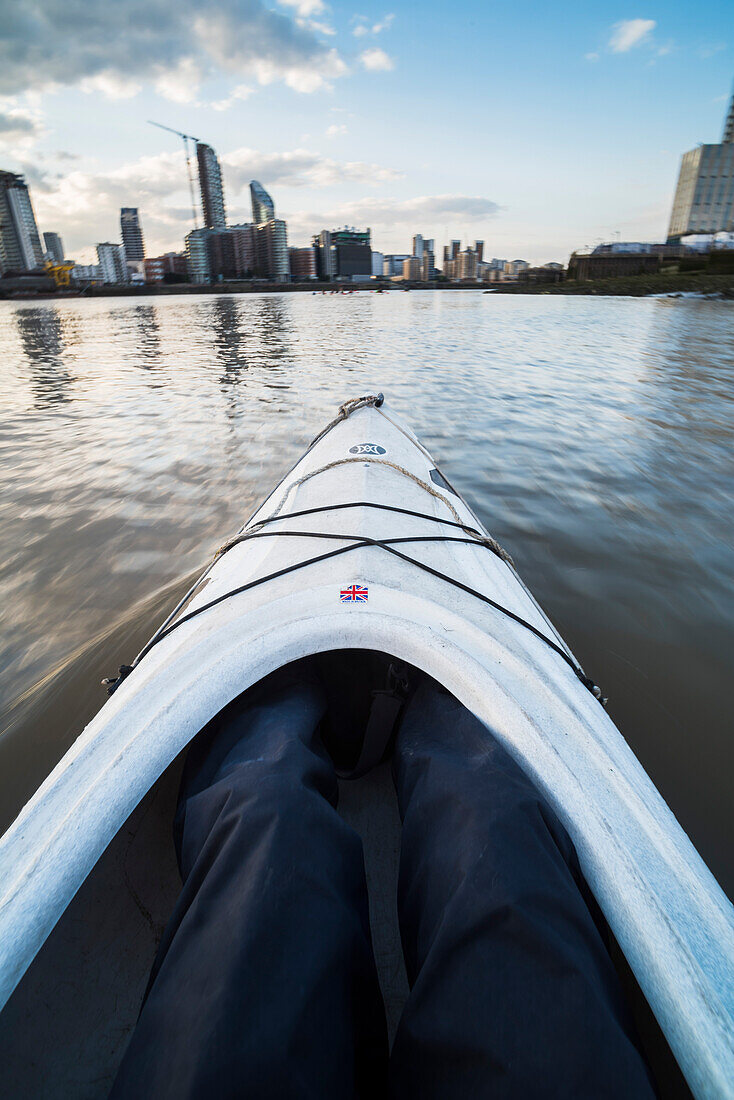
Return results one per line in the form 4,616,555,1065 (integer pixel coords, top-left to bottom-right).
0,394,732,1098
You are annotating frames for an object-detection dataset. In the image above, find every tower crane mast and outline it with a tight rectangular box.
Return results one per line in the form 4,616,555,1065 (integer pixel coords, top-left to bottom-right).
148,120,201,230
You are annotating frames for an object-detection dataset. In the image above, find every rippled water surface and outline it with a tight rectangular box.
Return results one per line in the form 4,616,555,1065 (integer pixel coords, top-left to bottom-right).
1,290,732,894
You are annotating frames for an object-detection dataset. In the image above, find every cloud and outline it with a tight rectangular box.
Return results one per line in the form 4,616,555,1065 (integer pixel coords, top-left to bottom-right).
325,123,347,137
78,73,143,100
698,42,727,59
585,52,599,62
277,0,325,14
211,83,254,111
0,0,348,98
222,147,401,188
353,12,394,37
0,98,44,152
359,47,395,71
25,145,404,258
609,19,656,52
284,193,501,249
153,58,202,103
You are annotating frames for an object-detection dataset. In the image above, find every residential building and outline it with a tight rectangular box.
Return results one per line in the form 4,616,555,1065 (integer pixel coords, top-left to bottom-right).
96,242,128,283
197,143,226,229
70,264,102,284
144,252,189,283
289,246,317,280
402,256,421,281
43,231,65,264
457,249,477,280
474,240,484,263
250,180,275,225
120,208,145,261
230,223,257,277
312,230,334,278
421,249,435,281
370,251,384,277
256,219,289,280
207,229,238,280
186,229,212,283
0,171,44,273
667,90,734,241
568,251,660,281
330,227,371,279
504,259,530,277
412,234,425,259
383,254,410,277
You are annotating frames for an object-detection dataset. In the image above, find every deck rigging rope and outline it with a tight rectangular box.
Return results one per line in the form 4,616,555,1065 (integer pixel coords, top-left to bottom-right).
104,517,606,706
103,396,604,704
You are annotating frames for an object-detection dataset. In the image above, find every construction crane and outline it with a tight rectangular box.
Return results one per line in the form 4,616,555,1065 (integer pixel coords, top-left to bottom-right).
148,120,201,230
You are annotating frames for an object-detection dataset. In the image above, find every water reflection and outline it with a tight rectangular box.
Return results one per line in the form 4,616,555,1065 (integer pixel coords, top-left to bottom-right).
0,292,732,897
15,307,75,407
131,305,161,366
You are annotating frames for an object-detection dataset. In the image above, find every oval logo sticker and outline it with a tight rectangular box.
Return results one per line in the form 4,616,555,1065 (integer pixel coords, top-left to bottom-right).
349,443,386,456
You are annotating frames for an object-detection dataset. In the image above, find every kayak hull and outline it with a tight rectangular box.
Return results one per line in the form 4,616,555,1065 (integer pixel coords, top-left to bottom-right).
0,399,732,1098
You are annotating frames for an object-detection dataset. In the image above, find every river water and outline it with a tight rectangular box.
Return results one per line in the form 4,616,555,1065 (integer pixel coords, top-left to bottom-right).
0,290,732,895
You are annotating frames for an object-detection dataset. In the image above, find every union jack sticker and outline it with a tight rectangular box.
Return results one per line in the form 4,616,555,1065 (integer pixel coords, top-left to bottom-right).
340,585,369,602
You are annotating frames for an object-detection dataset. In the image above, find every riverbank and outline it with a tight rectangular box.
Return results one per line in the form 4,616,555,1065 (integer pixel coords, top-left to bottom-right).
491,271,734,297
2,272,734,301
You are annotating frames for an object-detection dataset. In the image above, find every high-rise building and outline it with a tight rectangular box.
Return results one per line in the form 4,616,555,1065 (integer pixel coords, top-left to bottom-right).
43,231,65,264
197,143,226,229
383,254,410,277
371,251,384,277
289,246,317,280
412,234,424,259
256,219,289,280
402,256,421,281
474,240,484,263
207,229,238,280
144,252,188,283
185,228,213,283
120,208,145,261
250,180,275,225
667,89,734,241
330,227,372,279
0,171,44,273
96,242,128,283
421,250,435,281
229,223,257,277
312,230,334,278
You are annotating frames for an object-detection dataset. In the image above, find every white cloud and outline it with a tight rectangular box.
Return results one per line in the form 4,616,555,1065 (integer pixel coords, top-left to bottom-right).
277,0,325,15
353,13,394,37
211,84,255,111
325,123,347,137
223,146,401,189
299,19,336,36
360,47,395,71
609,19,656,53
240,47,348,92
284,193,500,248
372,14,395,34
154,58,202,103
25,144,404,258
0,97,45,153
78,72,143,100
585,52,599,62
2,0,347,98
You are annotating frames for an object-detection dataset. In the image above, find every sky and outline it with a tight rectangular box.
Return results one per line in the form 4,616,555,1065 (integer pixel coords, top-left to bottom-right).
1,0,732,265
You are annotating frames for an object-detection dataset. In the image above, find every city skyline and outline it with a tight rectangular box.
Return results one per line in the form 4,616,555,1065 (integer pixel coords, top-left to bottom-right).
0,2,732,264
